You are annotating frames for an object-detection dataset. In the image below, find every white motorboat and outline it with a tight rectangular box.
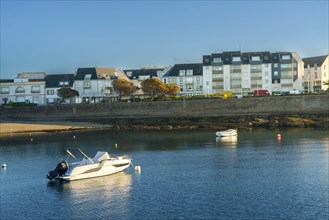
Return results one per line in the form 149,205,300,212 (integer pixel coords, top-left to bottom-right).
47,149,131,181
215,128,237,137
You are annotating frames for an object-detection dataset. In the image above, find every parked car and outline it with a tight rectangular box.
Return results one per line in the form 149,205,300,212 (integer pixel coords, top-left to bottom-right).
253,90,270,96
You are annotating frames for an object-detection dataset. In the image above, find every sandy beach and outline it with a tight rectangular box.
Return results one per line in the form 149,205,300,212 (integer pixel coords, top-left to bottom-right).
0,121,109,135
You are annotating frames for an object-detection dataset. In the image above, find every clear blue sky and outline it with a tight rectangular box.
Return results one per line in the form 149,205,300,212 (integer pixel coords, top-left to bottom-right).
1,0,328,78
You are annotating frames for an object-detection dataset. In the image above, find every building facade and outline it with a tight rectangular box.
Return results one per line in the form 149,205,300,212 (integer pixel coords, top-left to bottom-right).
202,51,304,96
302,55,329,93
0,72,46,105
162,63,203,95
73,67,127,103
45,74,74,104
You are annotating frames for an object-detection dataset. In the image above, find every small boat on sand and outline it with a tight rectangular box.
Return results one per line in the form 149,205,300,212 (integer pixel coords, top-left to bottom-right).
47,149,131,181
215,129,237,137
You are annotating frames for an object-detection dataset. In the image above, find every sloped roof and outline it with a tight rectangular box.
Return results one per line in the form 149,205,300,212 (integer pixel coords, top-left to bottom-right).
45,74,74,88
75,67,119,80
163,63,203,77
123,68,165,79
303,55,328,68
0,79,14,83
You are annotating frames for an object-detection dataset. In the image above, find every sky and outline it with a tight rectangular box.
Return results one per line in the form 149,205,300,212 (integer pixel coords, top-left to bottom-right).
1,0,328,79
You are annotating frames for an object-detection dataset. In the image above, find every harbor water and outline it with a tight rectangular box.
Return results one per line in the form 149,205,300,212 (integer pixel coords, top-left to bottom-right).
1,129,328,219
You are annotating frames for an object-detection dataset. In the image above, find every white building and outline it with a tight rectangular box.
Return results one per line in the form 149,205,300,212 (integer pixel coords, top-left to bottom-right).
0,72,46,105
303,55,329,93
162,63,203,95
202,51,304,96
73,67,128,103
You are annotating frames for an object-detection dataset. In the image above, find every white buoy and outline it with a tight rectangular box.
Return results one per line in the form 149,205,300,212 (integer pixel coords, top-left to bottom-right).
115,144,118,148
2,163,7,168
134,165,141,173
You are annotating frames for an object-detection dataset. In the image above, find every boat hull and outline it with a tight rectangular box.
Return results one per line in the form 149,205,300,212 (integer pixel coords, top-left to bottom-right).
57,159,131,181
216,129,237,137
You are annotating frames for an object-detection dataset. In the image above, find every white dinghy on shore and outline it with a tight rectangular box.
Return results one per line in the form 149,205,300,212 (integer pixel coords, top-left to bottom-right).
47,149,131,181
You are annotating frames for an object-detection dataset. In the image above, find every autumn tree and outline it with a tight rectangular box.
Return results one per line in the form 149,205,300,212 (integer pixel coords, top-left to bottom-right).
57,88,79,104
166,84,180,96
112,77,134,100
141,78,168,101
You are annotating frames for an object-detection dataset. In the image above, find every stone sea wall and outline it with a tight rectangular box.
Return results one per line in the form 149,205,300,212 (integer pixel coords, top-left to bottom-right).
1,95,328,129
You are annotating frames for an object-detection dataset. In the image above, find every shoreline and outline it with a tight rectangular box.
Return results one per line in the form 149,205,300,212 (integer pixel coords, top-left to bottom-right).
0,121,113,135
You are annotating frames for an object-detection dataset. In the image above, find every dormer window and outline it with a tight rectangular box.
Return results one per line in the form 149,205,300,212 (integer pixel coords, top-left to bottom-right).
282,55,291,60
232,57,241,62
251,56,260,61
84,74,91,80
126,71,132,77
213,58,222,63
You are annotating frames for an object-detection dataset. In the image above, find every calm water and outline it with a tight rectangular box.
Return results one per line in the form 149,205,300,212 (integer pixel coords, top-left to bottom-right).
1,129,328,219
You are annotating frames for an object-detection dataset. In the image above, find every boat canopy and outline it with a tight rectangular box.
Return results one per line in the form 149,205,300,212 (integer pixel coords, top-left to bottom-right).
93,151,110,163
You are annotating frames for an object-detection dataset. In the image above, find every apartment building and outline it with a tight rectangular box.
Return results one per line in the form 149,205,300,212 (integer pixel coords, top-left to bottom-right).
73,67,128,103
162,63,203,95
202,51,304,96
45,74,74,104
0,72,46,105
302,55,329,93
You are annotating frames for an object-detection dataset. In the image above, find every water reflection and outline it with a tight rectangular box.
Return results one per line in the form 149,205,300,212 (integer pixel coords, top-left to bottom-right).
216,136,238,148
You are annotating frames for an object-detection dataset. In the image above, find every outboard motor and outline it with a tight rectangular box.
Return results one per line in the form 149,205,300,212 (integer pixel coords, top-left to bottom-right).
47,161,69,181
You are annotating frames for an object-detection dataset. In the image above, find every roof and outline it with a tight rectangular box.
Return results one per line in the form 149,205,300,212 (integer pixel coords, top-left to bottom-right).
0,79,14,83
163,63,203,77
75,67,119,80
123,68,165,79
303,55,328,68
204,51,272,65
45,74,74,88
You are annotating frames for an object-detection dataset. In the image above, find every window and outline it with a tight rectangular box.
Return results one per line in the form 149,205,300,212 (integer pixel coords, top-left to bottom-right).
197,85,202,91
179,77,183,84
274,63,279,68
15,87,25,93
282,55,291,60
83,81,91,88
281,64,291,68
33,97,39,104
179,70,186,76
213,66,223,71
0,87,9,94
232,57,241,62
59,81,69,86
213,57,222,63
265,71,269,76
196,77,200,83
47,90,55,95
251,56,260,61
31,86,40,93
186,69,193,76
126,71,132,77
274,71,279,76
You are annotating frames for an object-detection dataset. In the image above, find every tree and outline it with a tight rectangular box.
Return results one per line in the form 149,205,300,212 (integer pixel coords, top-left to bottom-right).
57,88,79,104
112,77,134,100
166,84,180,96
141,78,168,101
